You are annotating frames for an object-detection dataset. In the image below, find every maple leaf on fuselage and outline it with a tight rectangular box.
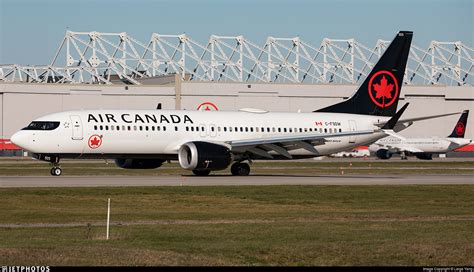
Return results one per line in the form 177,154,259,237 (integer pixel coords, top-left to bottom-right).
373,76,394,99
90,137,100,146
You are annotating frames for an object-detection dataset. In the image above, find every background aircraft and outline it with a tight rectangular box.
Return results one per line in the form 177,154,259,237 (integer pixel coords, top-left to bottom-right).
369,110,471,160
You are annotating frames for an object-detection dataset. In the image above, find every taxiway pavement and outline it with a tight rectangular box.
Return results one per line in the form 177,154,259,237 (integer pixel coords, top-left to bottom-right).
1,174,472,187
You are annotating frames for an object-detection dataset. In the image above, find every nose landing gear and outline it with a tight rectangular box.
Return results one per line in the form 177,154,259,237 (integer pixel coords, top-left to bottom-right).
50,166,62,176
50,160,62,176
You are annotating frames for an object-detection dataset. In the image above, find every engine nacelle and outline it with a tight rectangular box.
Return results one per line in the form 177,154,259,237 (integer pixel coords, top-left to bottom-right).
415,153,433,160
178,141,232,171
115,159,165,169
375,149,392,159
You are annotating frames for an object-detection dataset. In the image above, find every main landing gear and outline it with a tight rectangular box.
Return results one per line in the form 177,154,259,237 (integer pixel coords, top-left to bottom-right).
190,162,251,176
231,162,250,176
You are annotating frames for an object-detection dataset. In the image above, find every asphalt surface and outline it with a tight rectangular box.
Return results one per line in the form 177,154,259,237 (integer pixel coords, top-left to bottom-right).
1,174,473,187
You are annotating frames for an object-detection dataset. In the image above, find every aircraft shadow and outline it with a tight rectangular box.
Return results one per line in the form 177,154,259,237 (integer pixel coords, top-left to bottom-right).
180,174,401,179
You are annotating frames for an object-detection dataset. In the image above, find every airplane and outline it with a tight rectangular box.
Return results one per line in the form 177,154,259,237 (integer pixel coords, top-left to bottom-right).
10,31,460,176
368,110,471,160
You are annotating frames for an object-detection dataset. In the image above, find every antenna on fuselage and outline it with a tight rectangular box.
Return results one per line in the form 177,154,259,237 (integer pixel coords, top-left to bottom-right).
156,103,162,110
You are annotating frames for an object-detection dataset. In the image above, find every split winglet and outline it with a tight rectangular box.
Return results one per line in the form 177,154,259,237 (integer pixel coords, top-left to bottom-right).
382,103,409,130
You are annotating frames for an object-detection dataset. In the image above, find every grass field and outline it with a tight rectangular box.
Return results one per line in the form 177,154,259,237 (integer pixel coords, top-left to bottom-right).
1,185,473,266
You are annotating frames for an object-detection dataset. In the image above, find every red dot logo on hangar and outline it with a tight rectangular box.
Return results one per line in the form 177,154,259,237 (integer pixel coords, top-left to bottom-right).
197,102,219,111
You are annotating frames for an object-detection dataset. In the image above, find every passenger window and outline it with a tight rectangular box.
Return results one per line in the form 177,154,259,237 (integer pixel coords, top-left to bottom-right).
223,127,227,132
218,127,221,132
299,128,303,133
111,126,114,131
278,128,281,132
146,126,149,131
186,127,189,132
152,126,155,131
284,128,287,133
94,125,97,130
324,128,327,133
128,126,131,131
163,126,167,131
175,126,178,131
250,127,254,132
116,126,120,131
229,127,233,132
139,126,143,131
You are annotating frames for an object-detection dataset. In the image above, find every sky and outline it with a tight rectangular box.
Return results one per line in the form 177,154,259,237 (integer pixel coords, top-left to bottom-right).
0,0,472,65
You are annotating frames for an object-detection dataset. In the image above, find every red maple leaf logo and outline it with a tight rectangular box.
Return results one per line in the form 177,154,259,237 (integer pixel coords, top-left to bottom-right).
88,135,102,149
456,122,465,135
368,70,399,108
373,76,394,100
90,137,100,146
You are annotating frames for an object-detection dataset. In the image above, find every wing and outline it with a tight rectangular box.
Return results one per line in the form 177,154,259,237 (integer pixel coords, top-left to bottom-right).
226,129,376,159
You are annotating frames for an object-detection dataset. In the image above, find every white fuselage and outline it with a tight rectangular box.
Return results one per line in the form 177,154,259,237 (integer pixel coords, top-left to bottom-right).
12,109,388,159
369,136,472,154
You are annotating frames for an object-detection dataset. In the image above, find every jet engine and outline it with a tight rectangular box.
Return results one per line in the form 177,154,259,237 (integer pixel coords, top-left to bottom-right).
178,141,232,171
115,159,165,169
375,149,392,159
415,153,433,160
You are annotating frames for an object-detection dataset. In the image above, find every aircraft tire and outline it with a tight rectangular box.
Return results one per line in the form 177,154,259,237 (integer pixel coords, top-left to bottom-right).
231,163,250,176
51,167,62,176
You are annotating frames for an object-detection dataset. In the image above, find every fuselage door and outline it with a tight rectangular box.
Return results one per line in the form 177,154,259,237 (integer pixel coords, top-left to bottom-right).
348,120,356,143
70,115,83,140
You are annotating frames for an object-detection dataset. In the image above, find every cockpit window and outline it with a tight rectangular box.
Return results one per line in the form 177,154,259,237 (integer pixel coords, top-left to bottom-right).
22,121,60,131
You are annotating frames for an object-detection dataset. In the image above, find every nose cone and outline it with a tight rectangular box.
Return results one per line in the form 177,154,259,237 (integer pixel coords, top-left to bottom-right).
10,131,30,150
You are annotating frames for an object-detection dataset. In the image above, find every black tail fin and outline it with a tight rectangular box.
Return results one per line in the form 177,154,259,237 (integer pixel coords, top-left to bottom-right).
315,31,413,116
448,110,469,138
